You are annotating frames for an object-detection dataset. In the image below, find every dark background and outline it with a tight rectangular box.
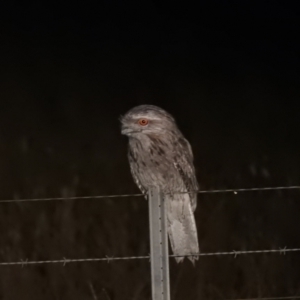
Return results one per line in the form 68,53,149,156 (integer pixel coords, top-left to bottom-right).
0,1,300,299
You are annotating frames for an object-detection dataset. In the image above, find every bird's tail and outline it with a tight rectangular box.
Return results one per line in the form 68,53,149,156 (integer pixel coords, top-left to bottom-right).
165,193,199,264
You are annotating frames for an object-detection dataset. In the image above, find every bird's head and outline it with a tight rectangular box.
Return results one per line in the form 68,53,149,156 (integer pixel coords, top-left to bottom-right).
120,105,177,137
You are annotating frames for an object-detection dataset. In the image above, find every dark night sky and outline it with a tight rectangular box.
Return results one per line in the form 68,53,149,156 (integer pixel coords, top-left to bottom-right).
1,1,299,151
1,2,299,95
1,1,299,76
0,1,299,170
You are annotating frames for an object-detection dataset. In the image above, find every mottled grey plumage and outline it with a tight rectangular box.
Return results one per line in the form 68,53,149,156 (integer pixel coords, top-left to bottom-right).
121,105,199,263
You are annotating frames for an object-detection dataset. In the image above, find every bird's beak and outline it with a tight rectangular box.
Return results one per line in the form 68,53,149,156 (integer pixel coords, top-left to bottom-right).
121,127,135,135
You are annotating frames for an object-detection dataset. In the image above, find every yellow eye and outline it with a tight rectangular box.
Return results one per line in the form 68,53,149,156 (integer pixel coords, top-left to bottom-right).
138,118,149,126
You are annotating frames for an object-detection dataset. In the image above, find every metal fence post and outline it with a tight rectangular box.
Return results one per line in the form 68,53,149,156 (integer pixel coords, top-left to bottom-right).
148,187,171,300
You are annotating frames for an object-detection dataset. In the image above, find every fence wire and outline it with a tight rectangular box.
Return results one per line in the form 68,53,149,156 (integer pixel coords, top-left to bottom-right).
226,297,300,300
1,247,299,267
1,185,300,300
0,185,299,204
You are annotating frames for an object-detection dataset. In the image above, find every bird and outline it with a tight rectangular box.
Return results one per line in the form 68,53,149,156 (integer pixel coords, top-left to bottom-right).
121,104,199,263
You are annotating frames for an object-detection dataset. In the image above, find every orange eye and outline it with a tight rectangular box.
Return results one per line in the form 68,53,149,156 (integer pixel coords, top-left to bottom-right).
138,118,149,126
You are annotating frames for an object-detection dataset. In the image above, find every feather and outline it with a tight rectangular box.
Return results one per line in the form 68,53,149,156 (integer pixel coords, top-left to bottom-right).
165,192,199,264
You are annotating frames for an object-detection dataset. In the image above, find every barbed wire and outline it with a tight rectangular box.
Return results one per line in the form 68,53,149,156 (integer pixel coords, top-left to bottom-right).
1,186,299,300
0,193,144,204
1,247,299,267
0,255,150,267
0,185,299,204
226,297,300,300
197,185,300,194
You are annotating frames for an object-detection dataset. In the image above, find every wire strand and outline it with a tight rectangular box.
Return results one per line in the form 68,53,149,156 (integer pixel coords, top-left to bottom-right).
198,186,300,194
1,247,299,267
0,185,299,204
0,193,144,203
227,297,300,300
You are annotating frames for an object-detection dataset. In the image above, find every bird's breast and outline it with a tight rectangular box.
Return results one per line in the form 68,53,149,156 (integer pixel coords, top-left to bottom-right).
128,137,181,190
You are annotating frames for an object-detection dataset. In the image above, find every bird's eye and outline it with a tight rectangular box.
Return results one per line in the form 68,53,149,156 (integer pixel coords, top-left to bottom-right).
138,118,149,126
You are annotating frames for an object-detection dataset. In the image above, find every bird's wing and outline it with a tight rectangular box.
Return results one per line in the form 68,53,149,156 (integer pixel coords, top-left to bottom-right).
173,137,199,210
